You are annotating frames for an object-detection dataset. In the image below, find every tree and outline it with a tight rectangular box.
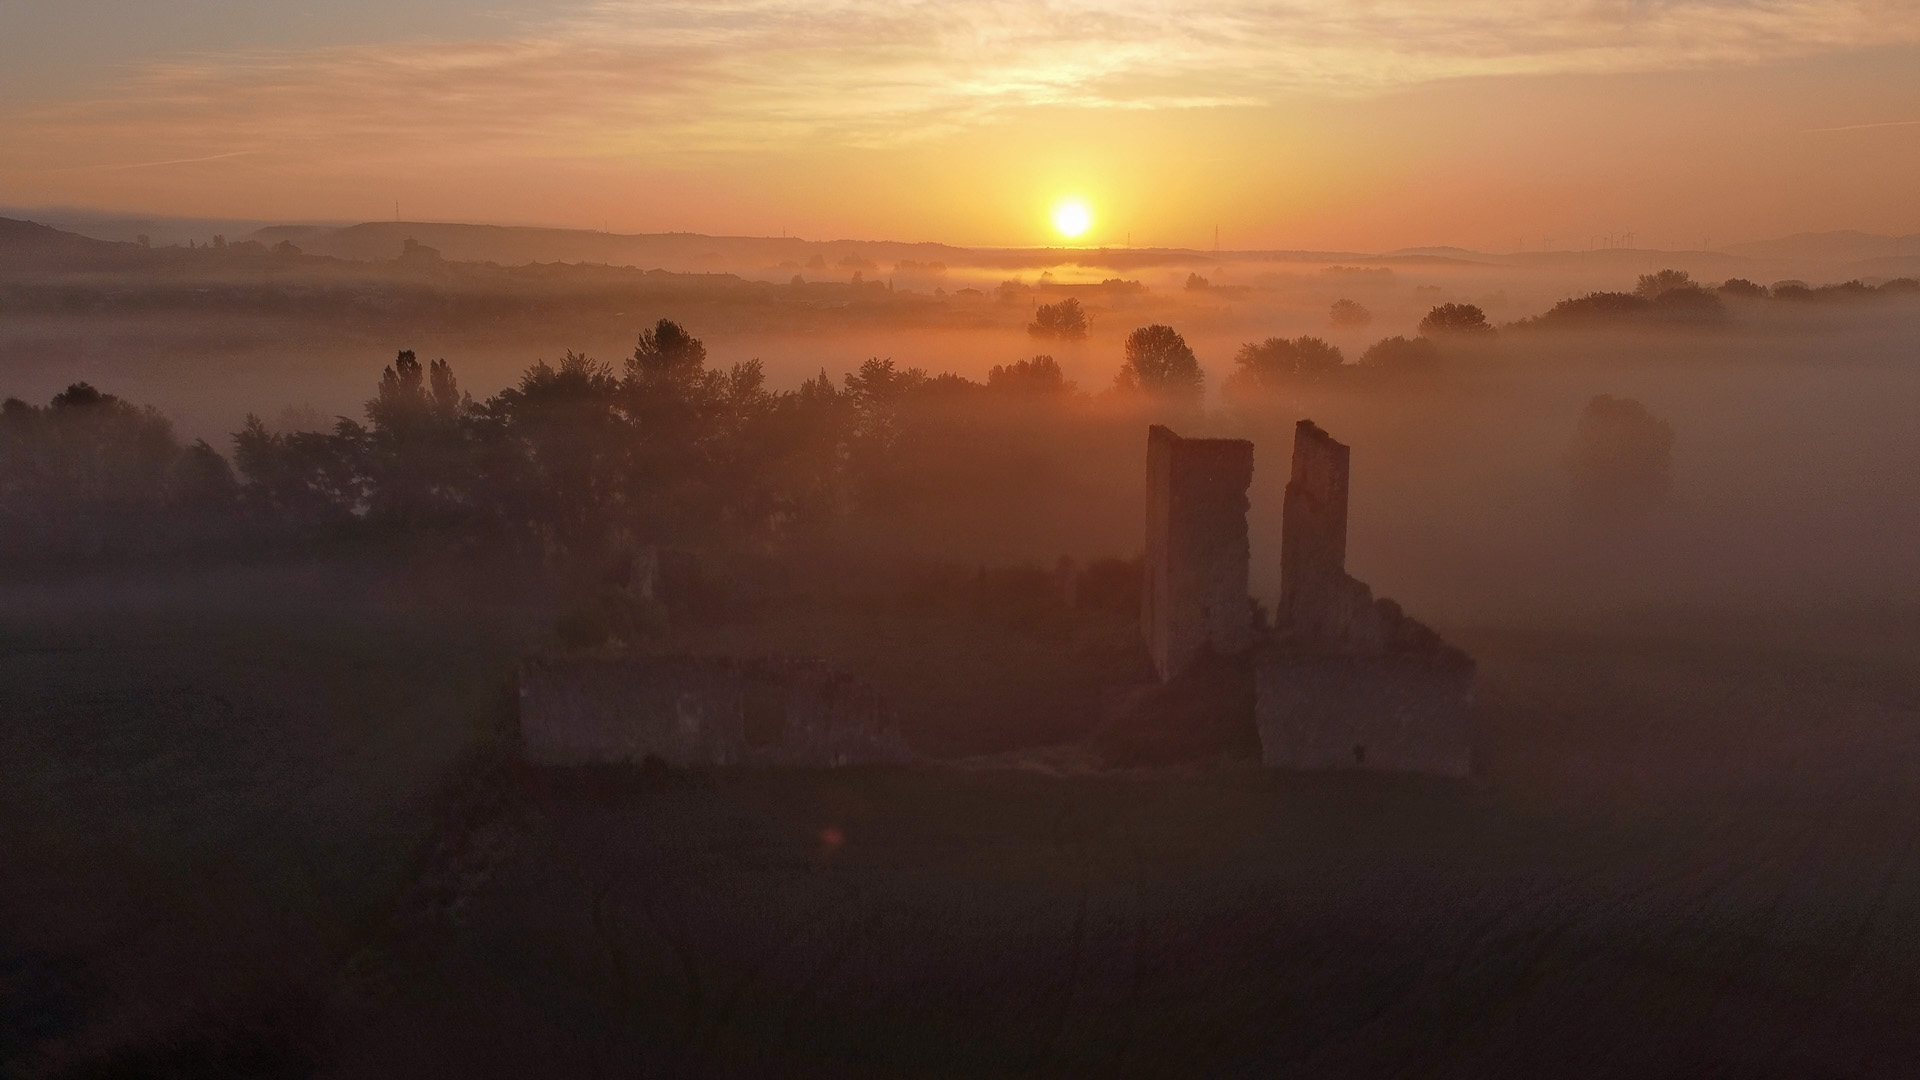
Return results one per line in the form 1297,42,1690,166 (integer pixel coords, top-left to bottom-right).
1568,395,1674,513
1115,325,1203,401
1184,273,1210,291
4,382,179,509
362,350,474,527
1359,335,1440,372
1226,337,1344,395
1418,303,1493,336
1635,269,1696,300
627,318,708,387
1027,297,1089,339
232,415,367,525
987,355,1076,396
1329,299,1372,327
474,351,627,547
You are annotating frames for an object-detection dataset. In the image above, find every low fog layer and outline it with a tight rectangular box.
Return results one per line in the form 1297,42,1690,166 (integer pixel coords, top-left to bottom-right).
4,215,1918,633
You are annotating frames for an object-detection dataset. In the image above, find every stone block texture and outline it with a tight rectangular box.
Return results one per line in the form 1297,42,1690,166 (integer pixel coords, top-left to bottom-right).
1142,425,1255,681
1260,418,1477,777
1255,652,1474,777
519,654,910,767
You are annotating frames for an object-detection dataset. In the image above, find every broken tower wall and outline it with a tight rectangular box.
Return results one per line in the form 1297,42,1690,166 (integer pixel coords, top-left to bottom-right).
518,655,910,767
1254,651,1474,777
1142,425,1255,681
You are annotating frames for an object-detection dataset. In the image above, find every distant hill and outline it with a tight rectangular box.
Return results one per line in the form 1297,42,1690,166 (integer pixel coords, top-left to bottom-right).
1843,254,1920,280
1724,231,1920,265
0,216,151,271
247,221,976,276
0,207,327,249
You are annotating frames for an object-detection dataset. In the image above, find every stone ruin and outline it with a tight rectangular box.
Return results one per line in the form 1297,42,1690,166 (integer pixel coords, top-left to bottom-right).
519,654,911,768
1143,421,1475,777
1142,425,1255,681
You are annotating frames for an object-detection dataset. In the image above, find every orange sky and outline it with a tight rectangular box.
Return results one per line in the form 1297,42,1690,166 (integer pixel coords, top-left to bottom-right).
4,1,1919,250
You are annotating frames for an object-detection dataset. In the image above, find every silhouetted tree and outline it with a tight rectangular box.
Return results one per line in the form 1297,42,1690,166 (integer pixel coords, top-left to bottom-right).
1184,273,1210,291
172,439,239,508
988,355,1076,396
1225,336,1343,396
363,350,474,527
1418,303,1493,336
232,415,368,525
1114,325,1203,401
1027,298,1089,339
1810,280,1876,301
0,383,193,519
1359,335,1440,372
1329,299,1372,327
1635,269,1696,300
1718,278,1768,298
1568,395,1674,513
0,382,243,558
628,319,708,387
473,352,626,548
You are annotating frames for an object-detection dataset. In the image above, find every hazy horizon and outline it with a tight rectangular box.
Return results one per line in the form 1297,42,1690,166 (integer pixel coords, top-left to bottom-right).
9,8,1920,1076
6,3,1920,250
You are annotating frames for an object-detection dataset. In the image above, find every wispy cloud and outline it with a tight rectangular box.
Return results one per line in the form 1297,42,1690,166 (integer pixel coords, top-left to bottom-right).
1802,118,1920,133
7,0,1920,165
77,150,258,172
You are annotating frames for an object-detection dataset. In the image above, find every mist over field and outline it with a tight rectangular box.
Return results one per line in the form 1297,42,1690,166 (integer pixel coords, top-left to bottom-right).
7,216,1915,623
5,213,1920,1077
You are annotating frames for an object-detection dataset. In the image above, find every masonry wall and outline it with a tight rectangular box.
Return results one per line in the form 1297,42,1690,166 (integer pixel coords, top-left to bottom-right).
519,654,910,767
1278,419,1376,644
1280,419,1350,599
1260,417,1477,778
1142,425,1255,681
1254,651,1475,777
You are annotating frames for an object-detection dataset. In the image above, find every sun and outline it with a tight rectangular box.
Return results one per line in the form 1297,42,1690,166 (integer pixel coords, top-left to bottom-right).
1051,198,1093,241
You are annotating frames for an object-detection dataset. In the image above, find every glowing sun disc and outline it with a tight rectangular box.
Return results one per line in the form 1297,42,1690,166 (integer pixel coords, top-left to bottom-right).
1052,199,1092,240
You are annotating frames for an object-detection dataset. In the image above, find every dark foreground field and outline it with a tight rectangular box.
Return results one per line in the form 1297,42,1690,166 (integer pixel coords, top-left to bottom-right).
6,563,1920,1078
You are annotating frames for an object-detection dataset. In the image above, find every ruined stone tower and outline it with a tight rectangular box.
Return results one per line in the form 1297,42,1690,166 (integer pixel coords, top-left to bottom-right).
1142,425,1254,681
1258,419,1476,777
1279,420,1350,634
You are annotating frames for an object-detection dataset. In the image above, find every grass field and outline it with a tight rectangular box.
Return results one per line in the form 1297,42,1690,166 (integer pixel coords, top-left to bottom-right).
5,562,1920,1077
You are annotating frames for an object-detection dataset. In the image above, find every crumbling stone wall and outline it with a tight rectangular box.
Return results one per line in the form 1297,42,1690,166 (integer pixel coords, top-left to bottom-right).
518,655,910,767
1255,652,1474,777
1259,419,1476,777
1142,425,1255,681
1278,420,1384,646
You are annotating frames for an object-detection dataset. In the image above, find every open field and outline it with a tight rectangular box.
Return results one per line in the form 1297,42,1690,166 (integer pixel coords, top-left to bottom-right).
5,561,1920,1077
